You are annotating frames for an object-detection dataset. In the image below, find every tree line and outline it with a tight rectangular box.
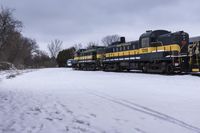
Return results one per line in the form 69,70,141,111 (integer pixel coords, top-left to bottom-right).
0,7,59,68
0,7,121,68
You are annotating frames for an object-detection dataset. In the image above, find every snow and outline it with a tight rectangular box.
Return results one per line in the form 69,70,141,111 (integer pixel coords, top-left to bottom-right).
0,68,200,133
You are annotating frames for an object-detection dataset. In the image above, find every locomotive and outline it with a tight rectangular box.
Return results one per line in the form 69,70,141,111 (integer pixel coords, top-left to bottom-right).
73,46,105,70
73,30,199,74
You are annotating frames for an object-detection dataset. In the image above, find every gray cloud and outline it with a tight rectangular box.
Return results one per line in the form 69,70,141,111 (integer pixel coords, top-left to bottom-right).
1,0,200,50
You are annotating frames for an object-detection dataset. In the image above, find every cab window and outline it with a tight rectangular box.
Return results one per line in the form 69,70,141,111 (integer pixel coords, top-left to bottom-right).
141,37,149,48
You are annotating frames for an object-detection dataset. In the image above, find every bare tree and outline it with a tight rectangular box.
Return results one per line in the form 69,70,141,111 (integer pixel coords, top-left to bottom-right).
47,39,63,58
74,43,82,50
101,35,120,46
0,7,22,50
86,41,98,49
0,7,52,68
32,50,51,68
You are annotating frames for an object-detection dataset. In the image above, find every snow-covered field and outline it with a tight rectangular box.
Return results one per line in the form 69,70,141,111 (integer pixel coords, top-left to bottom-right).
0,68,200,133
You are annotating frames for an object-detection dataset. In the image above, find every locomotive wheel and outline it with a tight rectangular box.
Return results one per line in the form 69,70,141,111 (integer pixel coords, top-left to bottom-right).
114,64,120,72
142,64,148,73
102,66,106,71
91,66,96,71
165,64,173,75
103,64,109,71
161,62,167,73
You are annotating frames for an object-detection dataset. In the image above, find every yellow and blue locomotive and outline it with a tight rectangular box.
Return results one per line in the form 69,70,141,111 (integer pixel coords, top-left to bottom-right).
102,30,189,74
73,46,105,70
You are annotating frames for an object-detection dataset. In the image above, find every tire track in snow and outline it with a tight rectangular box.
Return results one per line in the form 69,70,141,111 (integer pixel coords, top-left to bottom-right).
88,91,200,133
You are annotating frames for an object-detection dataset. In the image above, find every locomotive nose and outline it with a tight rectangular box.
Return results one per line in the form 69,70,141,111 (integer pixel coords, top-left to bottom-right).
180,33,189,54
181,40,187,46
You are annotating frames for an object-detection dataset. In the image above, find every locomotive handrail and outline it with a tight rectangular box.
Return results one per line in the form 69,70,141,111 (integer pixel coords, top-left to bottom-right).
188,41,200,56
118,52,119,61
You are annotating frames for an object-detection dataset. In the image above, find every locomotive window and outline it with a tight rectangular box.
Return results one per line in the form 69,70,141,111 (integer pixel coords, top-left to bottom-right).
113,48,115,52
127,46,130,50
151,37,156,42
174,35,180,43
132,45,135,49
141,37,149,48
110,48,112,52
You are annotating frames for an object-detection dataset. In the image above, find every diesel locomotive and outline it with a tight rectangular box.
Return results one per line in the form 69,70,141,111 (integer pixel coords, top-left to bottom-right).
73,30,200,74
73,46,105,71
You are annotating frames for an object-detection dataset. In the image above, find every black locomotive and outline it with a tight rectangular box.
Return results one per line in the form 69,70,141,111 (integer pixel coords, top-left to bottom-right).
73,30,199,74
73,46,105,71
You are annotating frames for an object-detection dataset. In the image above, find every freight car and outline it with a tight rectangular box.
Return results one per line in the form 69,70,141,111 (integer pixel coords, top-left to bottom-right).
73,30,190,74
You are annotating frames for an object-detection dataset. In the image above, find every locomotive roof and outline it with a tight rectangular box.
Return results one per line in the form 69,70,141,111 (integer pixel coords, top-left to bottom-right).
140,30,171,38
82,46,105,53
76,49,86,53
107,40,138,48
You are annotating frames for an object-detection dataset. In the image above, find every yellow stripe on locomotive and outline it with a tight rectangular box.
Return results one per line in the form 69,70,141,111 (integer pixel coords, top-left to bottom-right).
192,68,200,72
105,44,180,58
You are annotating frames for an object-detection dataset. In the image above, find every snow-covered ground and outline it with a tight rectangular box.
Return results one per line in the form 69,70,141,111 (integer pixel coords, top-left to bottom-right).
0,68,200,133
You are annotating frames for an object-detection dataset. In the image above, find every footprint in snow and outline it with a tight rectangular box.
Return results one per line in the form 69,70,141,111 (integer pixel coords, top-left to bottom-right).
135,128,146,133
74,119,90,126
45,117,53,121
90,113,96,118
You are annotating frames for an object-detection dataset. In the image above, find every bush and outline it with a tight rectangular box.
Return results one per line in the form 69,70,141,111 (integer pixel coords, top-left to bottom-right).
0,62,16,70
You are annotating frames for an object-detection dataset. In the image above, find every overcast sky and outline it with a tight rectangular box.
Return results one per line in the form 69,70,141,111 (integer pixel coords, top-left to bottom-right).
1,0,200,50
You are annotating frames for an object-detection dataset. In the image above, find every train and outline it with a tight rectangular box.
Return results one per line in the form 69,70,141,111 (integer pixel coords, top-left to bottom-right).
72,30,200,74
